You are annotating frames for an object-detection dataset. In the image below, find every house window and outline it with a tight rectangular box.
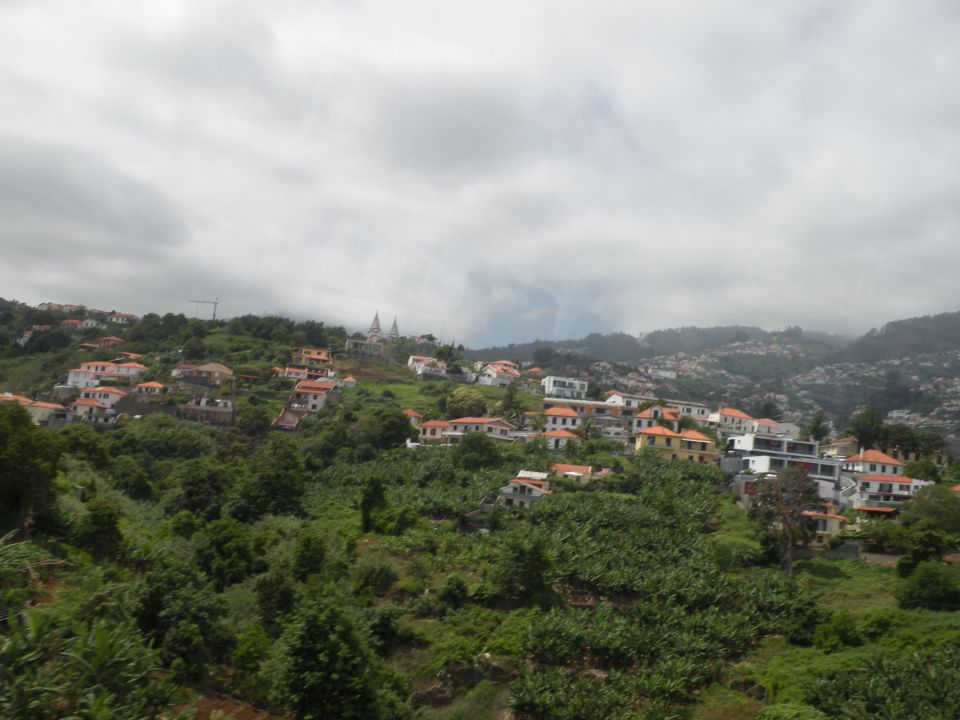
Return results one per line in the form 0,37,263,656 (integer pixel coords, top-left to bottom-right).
648,437,655,446
665,438,672,447
870,464,877,472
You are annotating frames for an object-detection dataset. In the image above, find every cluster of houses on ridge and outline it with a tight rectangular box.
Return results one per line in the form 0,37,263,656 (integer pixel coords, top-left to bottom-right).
14,305,140,347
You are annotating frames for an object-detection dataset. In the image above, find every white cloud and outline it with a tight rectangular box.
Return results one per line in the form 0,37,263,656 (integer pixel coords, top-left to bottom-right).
0,0,958,343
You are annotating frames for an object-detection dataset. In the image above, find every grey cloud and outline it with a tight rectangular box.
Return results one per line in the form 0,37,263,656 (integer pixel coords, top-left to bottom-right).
1,1,959,345
0,135,187,256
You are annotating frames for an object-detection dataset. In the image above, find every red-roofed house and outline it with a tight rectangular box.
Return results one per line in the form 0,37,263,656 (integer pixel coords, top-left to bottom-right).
81,385,128,409
802,510,850,548
402,409,423,426
841,450,904,475
534,428,578,451
636,426,717,463
136,381,165,396
67,361,147,388
707,407,754,434
635,404,680,431
551,463,593,482
499,476,552,508
418,419,450,444
292,347,332,367
289,379,340,412
105,312,138,325
544,406,580,431
446,417,517,442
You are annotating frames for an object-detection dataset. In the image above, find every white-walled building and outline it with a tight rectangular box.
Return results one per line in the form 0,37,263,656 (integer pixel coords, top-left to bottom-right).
541,375,588,400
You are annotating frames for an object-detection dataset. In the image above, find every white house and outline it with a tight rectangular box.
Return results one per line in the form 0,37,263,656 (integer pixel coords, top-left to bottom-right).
289,379,340,412
80,386,128,409
544,406,580,431
541,375,588,400
708,407,754,434
445,417,517,442
499,475,551,508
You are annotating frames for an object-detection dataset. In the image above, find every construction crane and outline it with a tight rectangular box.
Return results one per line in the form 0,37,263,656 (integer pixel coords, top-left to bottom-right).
189,298,220,320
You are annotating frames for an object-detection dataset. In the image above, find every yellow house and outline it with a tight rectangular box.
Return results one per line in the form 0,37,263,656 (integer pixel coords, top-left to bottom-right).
635,426,718,464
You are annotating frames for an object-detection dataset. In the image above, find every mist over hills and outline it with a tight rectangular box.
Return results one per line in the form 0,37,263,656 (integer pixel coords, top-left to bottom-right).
468,324,853,364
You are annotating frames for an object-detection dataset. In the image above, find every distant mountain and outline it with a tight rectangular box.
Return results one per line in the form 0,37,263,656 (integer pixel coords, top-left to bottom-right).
468,325,850,365
840,310,960,362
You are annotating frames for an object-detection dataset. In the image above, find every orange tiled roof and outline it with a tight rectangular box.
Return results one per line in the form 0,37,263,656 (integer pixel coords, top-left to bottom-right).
137,381,164,389
680,429,713,442
542,429,577,438
0,393,32,406
402,409,423,418
856,474,917,483
637,426,681,437
545,407,579,417
719,407,753,420
72,398,107,409
855,506,898,513
802,511,849,523
843,449,904,466
419,420,450,428
551,463,591,476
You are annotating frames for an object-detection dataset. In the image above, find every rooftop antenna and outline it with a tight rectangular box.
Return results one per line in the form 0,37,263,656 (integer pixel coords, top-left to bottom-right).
189,298,220,320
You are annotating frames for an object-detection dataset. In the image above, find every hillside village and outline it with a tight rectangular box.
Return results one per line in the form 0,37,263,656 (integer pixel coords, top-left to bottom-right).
6,298,960,720
3,302,955,541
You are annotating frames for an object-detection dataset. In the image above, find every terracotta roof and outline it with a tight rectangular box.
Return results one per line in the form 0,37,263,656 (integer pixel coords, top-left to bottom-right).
718,407,753,420
419,420,450,428
402,409,423,418
551,463,592,476
843,449,904,466
0,393,32,406
72,398,107,409
87,386,127,395
542,429,577,438
137,381,165,389
545,407,579,417
29,401,64,410
855,506,898,513
450,417,501,424
637,426,681,437
754,418,780,426
115,362,147,369
680,429,713,442
637,405,679,420
294,379,338,392
856,474,917,483
952,484,960,492
802,511,850,523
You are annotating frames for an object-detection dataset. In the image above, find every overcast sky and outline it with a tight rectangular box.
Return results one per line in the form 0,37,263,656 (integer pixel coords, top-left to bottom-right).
1,1,958,346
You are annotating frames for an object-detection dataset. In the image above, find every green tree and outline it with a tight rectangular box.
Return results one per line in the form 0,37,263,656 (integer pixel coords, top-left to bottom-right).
455,431,500,470
897,560,960,611
901,484,960,535
135,560,229,676
293,523,327,581
802,410,830,443
256,569,297,635
488,531,554,605
170,456,231,520
445,386,487,419
0,404,64,533
231,435,306,520
360,476,386,533
359,407,415,450
847,405,884,450
73,498,123,561
749,467,820,577
268,599,384,720
903,457,941,483
193,517,259,590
